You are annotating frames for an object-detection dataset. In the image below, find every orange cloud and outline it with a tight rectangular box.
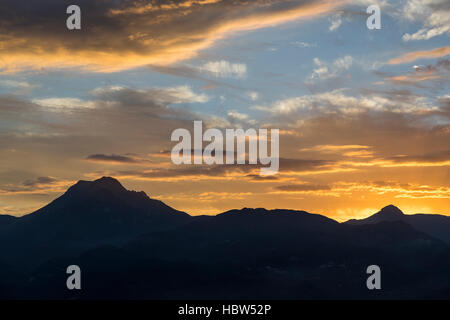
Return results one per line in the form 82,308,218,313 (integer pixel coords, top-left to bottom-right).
0,0,345,73
109,0,222,15
272,181,450,200
387,46,450,65
389,73,441,83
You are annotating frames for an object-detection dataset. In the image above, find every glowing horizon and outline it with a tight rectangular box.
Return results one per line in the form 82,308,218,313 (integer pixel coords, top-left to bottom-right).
0,0,448,221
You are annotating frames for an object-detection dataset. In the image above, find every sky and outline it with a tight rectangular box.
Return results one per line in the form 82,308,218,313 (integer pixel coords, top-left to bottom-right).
0,0,449,221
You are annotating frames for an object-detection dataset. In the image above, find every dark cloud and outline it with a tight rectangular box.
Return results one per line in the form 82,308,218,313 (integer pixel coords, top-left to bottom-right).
358,88,421,103
149,65,209,81
104,156,331,180
22,176,58,187
86,154,141,164
148,64,250,92
88,86,206,125
380,59,450,87
388,150,450,164
245,174,279,181
116,165,247,179
275,184,330,191
0,176,64,195
279,158,331,171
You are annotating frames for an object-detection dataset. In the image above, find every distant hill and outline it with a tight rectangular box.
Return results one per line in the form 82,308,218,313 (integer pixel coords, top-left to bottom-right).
21,207,450,300
345,205,450,243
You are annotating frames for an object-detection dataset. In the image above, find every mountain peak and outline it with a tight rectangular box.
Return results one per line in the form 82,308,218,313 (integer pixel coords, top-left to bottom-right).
93,176,125,189
344,205,406,225
66,176,128,197
378,205,404,216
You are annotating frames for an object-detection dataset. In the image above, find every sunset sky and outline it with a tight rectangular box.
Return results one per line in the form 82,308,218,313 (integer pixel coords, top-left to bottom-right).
0,0,449,221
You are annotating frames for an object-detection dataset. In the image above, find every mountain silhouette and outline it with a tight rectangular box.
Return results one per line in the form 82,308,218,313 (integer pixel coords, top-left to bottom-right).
0,215,16,229
0,177,190,268
22,207,450,300
0,178,449,299
345,205,450,243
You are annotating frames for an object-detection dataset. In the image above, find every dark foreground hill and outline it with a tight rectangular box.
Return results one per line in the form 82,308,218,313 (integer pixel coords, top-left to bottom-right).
0,178,449,299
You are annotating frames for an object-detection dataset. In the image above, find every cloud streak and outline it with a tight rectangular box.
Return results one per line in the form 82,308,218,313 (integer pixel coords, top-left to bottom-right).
0,0,344,73
387,46,450,65
85,154,143,164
